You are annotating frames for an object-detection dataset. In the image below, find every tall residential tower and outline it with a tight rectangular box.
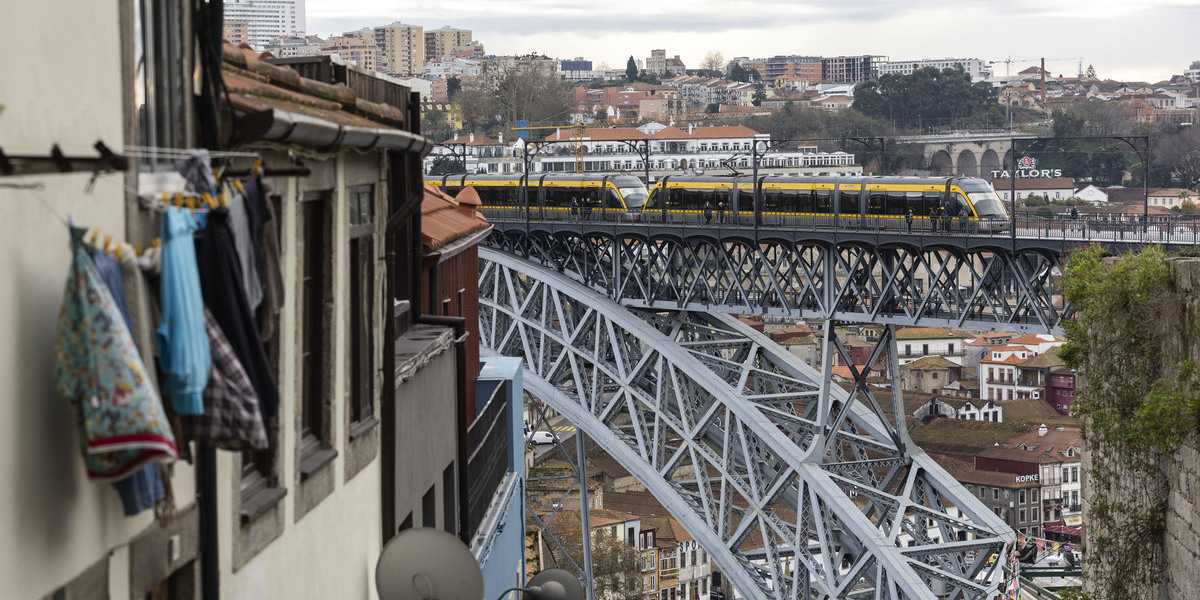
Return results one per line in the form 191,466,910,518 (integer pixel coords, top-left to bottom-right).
224,0,305,50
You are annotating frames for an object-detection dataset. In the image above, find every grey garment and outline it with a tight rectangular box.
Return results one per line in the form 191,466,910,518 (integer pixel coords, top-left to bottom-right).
119,246,160,392
257,197,284,342
226,193,264,311
175,149,214,194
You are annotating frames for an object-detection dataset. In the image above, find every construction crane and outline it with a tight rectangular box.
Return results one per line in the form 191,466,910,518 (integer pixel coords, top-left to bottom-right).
512,105,589,172
990,56,1084,77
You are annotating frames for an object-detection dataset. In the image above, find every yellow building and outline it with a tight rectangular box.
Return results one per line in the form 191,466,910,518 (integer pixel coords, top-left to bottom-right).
223,20,249,45
425,26,472,63
374,21,424,77
320,34,379,72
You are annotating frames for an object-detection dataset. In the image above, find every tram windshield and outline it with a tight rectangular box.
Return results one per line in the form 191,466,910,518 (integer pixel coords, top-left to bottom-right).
611,176,649,210
959,181,1008,218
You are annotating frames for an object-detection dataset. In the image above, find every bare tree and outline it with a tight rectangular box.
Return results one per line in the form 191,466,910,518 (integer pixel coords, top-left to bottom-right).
544,515,641,600
699,51,725,76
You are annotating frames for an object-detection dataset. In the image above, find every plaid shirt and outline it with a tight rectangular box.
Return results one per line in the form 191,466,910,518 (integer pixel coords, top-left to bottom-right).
182,308,268,450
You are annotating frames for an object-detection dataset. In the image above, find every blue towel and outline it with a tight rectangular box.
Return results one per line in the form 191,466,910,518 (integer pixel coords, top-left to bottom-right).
156,207,210,414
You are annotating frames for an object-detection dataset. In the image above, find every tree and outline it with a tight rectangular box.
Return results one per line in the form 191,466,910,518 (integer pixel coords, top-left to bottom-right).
1085,64,1096,78
1154,125,1200,187
700,50,725,77
705,103,720,114
726,61,759,83
445,77,462,102
544,516,640,600
751,86,767,107
850,65,996,131
625,56,638,83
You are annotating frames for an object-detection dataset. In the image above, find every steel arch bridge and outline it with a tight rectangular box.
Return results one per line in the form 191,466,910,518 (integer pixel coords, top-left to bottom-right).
481,248,1014,600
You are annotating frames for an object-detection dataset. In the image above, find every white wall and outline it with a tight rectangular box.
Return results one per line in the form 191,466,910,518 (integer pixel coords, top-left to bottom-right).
0,1,200,597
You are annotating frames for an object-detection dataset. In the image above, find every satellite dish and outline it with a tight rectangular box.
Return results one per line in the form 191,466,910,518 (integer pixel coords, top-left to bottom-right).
526,569,583,600
376,528,483,600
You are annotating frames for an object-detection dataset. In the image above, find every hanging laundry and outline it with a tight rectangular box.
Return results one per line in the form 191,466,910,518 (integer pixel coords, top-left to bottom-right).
195,207,279,420
175,149,215,194
244,175,283,340
182,307,268,450
118,245,159,392
55,228,177,481
157,206,210,415
225,191,263,311
110,462,165,516
90,245,168,514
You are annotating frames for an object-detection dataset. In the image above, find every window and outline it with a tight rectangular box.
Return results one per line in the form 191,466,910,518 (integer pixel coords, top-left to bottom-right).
1032,489,1039,502
1019,490,1026,504
993,488,999,500
1072,467,1078,482
349,186,377,436
133,0,190,169
299,193,336,480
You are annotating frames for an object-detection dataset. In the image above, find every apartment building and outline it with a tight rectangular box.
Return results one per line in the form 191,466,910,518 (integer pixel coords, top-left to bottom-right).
321,31,379,71
425,26,472,62
375,21,424,77
895,327,969,365
821,55,886,84
742,55,822,83
223,20,249,45
224,0,305,50
879,58,992,82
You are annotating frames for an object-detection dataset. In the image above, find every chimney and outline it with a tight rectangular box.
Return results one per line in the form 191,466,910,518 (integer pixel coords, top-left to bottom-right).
469,132,475,143
1040,58,1046,103
453,133,459,141
498,131,503,144
1038,424,1048,437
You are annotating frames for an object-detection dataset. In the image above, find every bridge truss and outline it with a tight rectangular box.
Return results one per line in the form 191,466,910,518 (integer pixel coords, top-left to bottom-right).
486,225,1071,333
481,248,1014,600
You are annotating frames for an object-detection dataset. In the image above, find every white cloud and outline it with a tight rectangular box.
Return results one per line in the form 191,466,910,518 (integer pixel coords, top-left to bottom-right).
306,0,1199,82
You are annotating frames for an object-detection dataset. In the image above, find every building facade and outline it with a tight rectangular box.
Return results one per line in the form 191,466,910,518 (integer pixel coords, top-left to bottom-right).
375,21,424,77
879,58,992,82
224,0,305,50
425,26,472,63
822,55,886,84
3,5,526,597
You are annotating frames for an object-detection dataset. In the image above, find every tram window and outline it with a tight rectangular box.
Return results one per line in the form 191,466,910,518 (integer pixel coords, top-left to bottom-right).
886,191,907,215
839,190,859,214
815,191,832,213
868,191,887,214
681,189,706,210
797,189,815,213
923,192,943,216
738,189,755,213
763,190,782,212
666,189,683,209
605,188,622,208
906,192,924,216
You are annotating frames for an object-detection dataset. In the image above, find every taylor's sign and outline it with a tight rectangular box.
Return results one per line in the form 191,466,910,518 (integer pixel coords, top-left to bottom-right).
991,156,1062,179
1015,474,1040,484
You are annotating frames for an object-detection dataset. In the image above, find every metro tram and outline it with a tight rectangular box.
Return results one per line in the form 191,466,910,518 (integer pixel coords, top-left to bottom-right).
425,173,649,221
643,175,1010,232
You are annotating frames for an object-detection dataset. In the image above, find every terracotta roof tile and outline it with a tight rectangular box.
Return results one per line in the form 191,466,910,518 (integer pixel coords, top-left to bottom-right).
421,184,489,252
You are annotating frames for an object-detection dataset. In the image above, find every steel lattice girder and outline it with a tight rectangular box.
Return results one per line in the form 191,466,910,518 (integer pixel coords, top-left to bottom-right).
487,231,1068,334
480,248,1015,600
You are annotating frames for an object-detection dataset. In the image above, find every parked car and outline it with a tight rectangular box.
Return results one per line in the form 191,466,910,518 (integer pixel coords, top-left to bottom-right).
529,430,556,445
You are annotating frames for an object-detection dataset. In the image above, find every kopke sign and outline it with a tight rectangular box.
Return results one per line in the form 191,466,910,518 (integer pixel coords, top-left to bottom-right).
991,156,1063,179
1015,473,1040,484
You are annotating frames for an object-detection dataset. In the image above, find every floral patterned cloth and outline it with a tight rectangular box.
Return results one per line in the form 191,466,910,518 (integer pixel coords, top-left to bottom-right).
55,229,177,481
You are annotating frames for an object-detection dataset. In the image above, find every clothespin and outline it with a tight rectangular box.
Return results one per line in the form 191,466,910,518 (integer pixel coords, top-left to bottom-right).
174,191,184,208
152,238,162,249
102,234,113,255
233,179,246,196
86,229,100,246
134,244,143,256
253,159,262,176
187,195,196,211
161,191,170,207
218,193,227,207
202,193,216,210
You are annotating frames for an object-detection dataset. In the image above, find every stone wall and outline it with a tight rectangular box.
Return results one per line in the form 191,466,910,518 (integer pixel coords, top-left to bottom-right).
1082,258,1200,600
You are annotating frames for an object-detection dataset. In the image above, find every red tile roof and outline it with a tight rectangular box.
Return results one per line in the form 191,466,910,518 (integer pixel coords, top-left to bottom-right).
421,184,489,252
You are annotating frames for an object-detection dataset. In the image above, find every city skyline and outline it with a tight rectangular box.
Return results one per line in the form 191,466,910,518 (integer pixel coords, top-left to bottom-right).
305,0,1199,83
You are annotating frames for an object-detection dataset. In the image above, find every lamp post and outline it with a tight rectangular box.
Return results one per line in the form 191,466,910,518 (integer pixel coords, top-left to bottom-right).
618,138,652,187
1111,135,1150,233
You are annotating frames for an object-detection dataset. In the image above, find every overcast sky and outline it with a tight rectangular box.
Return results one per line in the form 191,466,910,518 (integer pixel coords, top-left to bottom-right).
306,0,1199,83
